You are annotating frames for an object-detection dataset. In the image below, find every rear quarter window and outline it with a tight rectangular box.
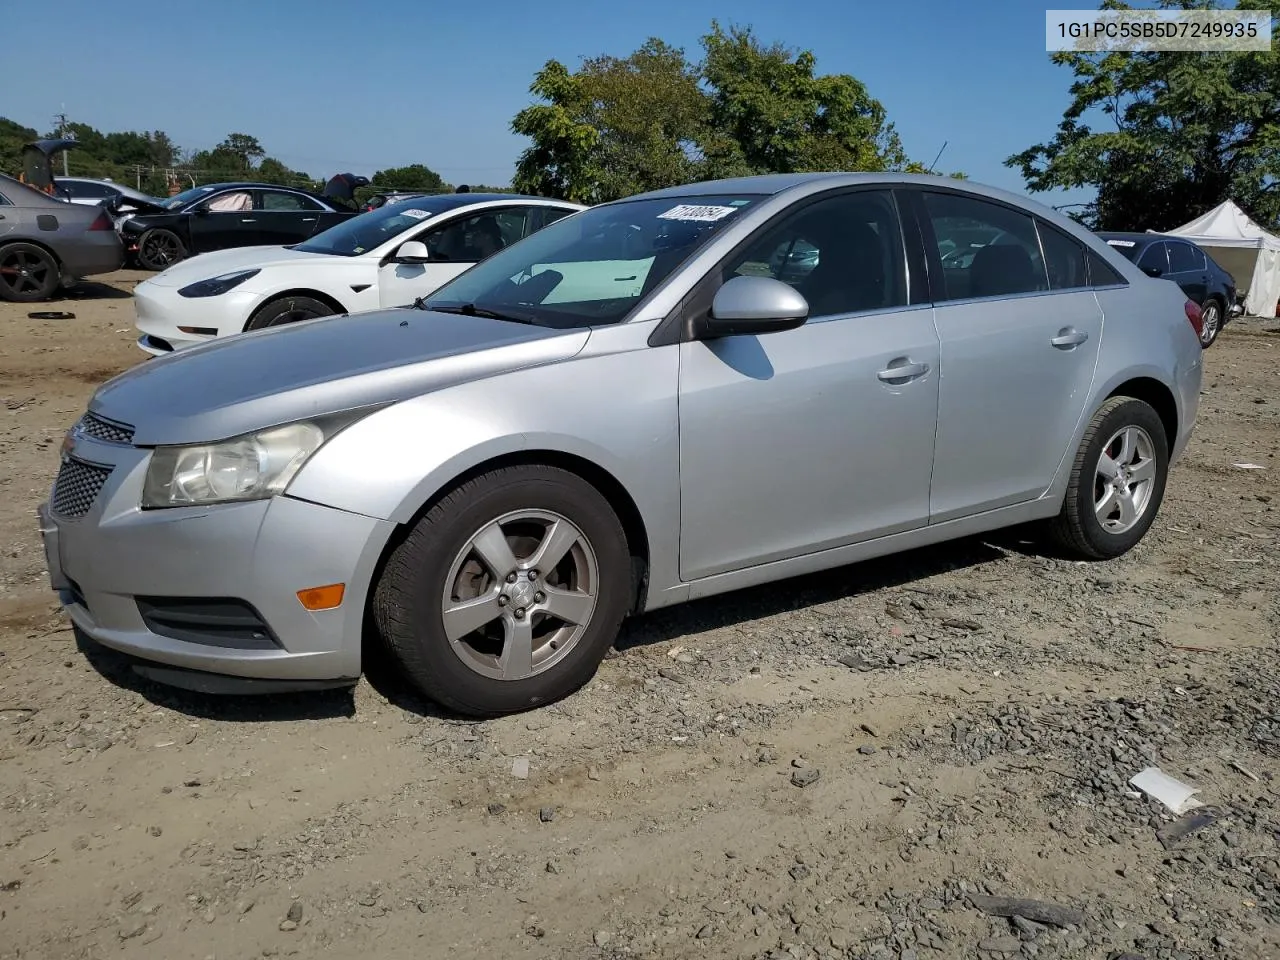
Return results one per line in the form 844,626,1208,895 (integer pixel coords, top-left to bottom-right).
1087,248,1127,287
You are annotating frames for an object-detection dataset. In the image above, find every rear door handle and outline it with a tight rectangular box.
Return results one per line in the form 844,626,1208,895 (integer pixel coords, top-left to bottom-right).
1051,327,1089,349
301,217,317,222
240,218,256,223
877,359,930,382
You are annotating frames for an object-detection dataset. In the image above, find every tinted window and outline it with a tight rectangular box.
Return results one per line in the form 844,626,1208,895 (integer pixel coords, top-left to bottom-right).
260,190,322,212
67,181,114,199
1137,242,1168,273
296,195,485,257
1167,240,1203,273
922,192,1048,301
724,190,907,316
424,211,518,262
1037,220,1087,290
0,191,10,206
535,206,577,230
423,193,763,328
1087,249,1126,286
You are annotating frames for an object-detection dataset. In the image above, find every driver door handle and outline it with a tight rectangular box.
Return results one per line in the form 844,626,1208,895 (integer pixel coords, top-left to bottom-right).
877,360,930,382
240,218,256,223
1051,327,1089,349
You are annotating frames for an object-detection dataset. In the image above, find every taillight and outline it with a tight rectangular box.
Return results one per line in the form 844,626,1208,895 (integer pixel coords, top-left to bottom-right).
1184,300,1203,337
88,211,114,231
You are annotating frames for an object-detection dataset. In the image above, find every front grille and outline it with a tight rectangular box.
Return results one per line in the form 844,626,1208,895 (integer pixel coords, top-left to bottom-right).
79,412,135,445
136,597,281,650
51,458,112,520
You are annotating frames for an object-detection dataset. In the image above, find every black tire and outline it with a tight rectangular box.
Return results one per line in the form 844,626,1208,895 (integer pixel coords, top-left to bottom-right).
1198,297,1222,348
245,295,336,330
0,242,60,302
1048,396,1169,560
135,228,186,271
372,464,631,716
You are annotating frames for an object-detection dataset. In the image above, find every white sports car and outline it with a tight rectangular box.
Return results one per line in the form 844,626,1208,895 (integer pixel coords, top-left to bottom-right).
132,193,585,355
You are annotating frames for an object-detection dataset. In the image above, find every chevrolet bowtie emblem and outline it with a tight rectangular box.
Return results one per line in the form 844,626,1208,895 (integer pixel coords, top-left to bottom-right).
60,424,79,460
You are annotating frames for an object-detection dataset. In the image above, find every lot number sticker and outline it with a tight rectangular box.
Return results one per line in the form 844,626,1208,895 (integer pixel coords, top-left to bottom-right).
401,209,431,220
657,204,737,222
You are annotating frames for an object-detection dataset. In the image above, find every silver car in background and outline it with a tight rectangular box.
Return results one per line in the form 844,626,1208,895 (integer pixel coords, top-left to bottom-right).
0,173,124,302
39,172,1204,715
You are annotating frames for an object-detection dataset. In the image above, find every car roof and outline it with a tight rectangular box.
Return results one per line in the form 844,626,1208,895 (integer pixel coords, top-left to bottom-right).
380,192,580,214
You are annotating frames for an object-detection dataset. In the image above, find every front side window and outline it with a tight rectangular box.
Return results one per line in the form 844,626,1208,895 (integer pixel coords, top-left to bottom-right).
201,190,253,213
923,192,1048,301
423,193,763,328
723,190,907,316
1037,220,1087,290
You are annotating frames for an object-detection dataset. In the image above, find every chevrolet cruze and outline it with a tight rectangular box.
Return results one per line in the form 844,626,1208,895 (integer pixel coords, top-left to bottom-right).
39,173,1204,715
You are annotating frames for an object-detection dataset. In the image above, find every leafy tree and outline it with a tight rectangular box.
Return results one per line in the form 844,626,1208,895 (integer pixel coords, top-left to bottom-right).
217,132,266,169
369,163,447,192
1006,0,1280,230
511,22,951,202
698,21,910,179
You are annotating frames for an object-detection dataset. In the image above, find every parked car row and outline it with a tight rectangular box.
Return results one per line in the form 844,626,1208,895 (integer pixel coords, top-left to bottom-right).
40,171,1205,718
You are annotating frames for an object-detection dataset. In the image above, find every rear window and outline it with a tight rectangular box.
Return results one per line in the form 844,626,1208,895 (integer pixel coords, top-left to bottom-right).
1101,237,1142,263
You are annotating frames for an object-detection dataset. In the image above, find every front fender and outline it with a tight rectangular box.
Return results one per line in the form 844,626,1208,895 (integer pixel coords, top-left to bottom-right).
285,324,683,602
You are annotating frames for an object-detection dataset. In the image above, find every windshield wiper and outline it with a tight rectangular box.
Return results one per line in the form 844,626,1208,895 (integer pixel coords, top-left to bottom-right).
416,301,538,325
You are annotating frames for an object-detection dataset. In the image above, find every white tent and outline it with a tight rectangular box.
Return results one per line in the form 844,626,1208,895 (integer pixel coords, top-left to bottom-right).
1161,200,1280,317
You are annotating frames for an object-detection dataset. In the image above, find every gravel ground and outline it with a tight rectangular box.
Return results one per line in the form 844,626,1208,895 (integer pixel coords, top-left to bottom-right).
1,274,1277,960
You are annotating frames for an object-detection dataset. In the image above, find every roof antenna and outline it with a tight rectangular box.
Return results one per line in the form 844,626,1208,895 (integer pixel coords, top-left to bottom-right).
926,140,948,175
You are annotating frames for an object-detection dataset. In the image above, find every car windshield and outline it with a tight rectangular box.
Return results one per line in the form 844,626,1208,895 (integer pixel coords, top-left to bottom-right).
1100,237,1142,262
422,194,763,328
294,197,459,257
162,185,218,210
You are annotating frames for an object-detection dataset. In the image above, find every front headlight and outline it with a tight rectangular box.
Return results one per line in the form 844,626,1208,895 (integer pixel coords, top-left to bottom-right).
142,417,344,508
177,269,261,298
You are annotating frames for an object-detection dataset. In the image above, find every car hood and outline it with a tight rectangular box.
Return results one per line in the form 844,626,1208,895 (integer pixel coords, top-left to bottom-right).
89,309,590,446
142,245,326,287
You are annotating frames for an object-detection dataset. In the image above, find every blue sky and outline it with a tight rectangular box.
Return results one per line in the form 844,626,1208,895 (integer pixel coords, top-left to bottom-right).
8,0,1096,207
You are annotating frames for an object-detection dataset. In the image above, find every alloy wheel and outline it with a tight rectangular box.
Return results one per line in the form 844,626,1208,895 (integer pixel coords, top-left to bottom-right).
1093,425,1157,535
440,509,599,681
0,250,52,297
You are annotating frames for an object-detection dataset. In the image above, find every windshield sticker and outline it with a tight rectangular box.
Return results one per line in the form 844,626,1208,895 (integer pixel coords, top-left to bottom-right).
657,204,737,222
401,209,431,220
1106,239,1136,247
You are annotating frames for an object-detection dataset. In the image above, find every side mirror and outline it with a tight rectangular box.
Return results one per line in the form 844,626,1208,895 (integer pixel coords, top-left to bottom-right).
700,275,809,338
1141,265,1163,278
394,240,430,264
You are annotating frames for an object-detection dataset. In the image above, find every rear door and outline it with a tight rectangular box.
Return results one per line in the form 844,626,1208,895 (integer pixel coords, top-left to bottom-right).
911,187,1104,523
0,189,14,240
255,189,325,245
1165,239,1208,304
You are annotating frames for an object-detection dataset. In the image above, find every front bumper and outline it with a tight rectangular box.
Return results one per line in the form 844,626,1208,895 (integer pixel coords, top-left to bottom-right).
36,432,395,689
133,281,261,354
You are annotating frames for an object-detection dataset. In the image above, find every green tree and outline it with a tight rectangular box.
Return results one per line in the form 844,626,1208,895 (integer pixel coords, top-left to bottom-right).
1007,0,1280,230
511,22,948,203
217,132,266,169
698,21,910,179
370,163,447,192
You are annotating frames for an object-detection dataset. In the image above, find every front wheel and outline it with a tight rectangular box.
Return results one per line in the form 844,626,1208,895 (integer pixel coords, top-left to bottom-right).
135,229,186,271
372,465,632,716
1198,298,1222,348
245,295,336,330
1048,396,1169,559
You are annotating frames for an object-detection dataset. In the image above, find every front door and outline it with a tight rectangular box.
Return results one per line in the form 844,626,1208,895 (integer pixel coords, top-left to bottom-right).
913,188,1105,522
677,188,940,581
186,188,258,253
376,206,543,307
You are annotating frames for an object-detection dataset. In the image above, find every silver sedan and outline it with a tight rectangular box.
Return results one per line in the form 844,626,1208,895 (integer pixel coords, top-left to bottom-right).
39,172,1204,715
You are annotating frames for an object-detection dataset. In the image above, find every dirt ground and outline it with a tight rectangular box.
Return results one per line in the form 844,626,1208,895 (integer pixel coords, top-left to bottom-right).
1,273,1278,960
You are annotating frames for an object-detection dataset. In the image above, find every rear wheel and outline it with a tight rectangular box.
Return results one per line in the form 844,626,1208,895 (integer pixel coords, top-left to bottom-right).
372,465,631,716
245,295,335,330
0,243,60,302
136,229,186,271
1048,396,1169,559
1198,298,1222,348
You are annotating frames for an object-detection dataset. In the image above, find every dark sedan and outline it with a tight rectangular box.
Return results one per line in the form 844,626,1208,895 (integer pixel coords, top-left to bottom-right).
0,173,123,302
1096,231,1237,347
119,182,358,271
